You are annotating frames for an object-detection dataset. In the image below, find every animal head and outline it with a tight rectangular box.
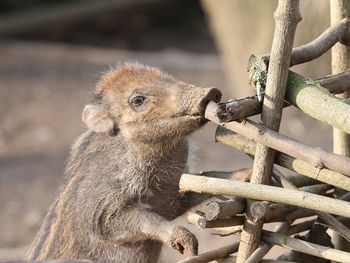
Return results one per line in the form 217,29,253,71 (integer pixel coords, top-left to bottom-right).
82,63,221,143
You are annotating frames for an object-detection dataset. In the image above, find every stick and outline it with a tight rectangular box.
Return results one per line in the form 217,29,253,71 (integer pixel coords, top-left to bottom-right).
262,230,350,262
260,18,350,67
317,70,350,94
331,0,350,252
244,222,290,263
205,198,245,221
206,102,350,177
215,127,350,191
250,184,331,222
248,56,350,135
179,174,350,218
186,212,244,229
287,219,316,235
216,127,350,241
177,242,239,263
217,70,350,122
237,2,301,261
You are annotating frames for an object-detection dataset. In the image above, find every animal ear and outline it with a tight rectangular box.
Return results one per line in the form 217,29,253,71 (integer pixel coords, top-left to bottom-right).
82,104,116,135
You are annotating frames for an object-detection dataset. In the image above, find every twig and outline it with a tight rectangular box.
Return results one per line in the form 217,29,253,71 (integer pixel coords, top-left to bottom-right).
287,219,316,235
180,174,350,218
217,70,350,122
260,18,350,66
331,0,350,252
317,70,350,94
262,230,350,262
237,1,302,260
177,242,239,263
250,184,331,222
206,102,350,176
205,198,245,221
244,222,290,263
186,212,244,229
215,127,350,191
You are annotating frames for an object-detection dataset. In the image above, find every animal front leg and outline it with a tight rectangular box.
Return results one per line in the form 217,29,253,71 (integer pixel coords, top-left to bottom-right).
112,209,198,256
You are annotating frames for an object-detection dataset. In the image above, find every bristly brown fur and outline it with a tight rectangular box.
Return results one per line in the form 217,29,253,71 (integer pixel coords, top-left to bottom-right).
26,63,221,263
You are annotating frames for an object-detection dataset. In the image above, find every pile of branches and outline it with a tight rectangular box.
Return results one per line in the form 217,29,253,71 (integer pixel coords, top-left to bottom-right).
179,1,350,262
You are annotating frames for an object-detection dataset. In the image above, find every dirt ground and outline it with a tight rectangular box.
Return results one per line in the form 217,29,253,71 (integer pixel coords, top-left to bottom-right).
0,40,332,262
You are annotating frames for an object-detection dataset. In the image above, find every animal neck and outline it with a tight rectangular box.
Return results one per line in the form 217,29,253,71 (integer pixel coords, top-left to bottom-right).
126,136,187,163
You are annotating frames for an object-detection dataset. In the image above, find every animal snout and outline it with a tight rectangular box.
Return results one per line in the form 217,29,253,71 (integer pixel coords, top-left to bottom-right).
199,87,222,112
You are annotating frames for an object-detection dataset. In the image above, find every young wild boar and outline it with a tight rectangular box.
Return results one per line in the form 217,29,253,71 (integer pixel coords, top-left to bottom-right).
26,63,222,263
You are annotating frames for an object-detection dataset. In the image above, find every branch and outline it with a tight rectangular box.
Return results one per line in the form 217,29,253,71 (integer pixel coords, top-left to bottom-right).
217,70,350,122
237,1,302,260
215,126,350,191
178,242,239,263
186,212,244,229
317,70,350,94
250,184,331,222
260,18,350,67
244,222,290,263
331,0,350,252
204,198,245,221
180,174,350,218
248,56,350,135
206,102,350,177
262,230,350,262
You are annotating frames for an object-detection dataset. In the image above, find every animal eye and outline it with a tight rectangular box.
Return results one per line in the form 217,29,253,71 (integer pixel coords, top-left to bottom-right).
130,95,146,107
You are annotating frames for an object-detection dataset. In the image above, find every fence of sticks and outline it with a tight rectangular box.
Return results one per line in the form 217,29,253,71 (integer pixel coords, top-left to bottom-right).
179,1,350,263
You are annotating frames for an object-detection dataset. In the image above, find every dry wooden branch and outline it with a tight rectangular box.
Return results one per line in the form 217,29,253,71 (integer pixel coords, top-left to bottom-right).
205,198,245,221
215,127,350,191
331,0,350,252
177,242,239,263
211,256,299,263
260,18,350,67
287,219,316,235
268,160,350,243
237,2,302,260
244,222,290,263
217,69,350,122
205,103,350,176
186,212,244,229
211,225,243,236
216,127,350,241
248,56,350,135
317,70,350,94
250,184,331,222
180,174,350,218
262,230,350,262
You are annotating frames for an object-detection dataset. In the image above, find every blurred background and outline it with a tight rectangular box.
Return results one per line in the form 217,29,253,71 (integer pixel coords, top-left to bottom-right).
0,0,334,261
